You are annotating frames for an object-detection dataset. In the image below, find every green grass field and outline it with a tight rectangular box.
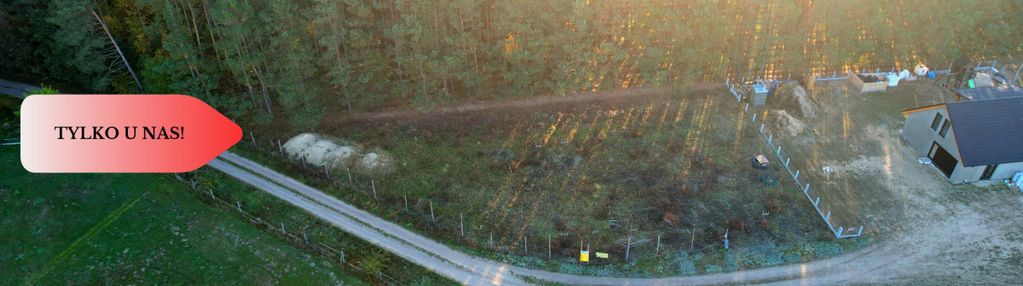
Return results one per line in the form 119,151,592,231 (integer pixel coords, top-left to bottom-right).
0,146,366,285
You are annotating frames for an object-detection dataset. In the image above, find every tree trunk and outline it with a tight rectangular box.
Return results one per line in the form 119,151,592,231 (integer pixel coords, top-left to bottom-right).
92,9,143,92
201,0,222,61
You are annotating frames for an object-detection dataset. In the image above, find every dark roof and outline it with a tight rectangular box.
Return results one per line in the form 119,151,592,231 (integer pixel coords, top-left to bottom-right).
945,97,1023,166
954,85,1023,101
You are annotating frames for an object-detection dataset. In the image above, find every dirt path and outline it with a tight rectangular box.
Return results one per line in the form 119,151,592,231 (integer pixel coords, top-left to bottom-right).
342,84,721,123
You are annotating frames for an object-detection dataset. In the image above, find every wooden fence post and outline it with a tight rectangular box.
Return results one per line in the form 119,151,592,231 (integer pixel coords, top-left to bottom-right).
346,167,353,185
656,235,661,255
625,237,631,261
548,234,552,258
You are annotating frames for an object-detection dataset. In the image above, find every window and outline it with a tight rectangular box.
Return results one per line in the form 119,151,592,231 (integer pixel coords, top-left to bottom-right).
930,113,943,130
939,119,951,138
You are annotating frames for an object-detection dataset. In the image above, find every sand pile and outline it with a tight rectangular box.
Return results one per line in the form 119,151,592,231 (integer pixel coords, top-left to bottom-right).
791,85,817,118
770,110,809,137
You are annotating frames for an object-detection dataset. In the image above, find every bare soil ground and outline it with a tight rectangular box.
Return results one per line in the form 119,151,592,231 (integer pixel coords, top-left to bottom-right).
761,79,1023,284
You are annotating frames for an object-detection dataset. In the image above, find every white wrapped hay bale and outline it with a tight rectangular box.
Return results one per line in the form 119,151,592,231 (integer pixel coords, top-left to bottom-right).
283,133,319,161
303,140,341,166
357,151,395,175
324,146,359,168
281,133,394,176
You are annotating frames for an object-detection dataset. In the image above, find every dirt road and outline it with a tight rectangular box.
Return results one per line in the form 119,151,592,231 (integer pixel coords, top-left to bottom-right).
212,139,1023,285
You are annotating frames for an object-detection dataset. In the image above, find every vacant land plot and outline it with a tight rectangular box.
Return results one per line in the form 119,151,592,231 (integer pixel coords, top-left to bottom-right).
244,87,868,277
0,147,365,285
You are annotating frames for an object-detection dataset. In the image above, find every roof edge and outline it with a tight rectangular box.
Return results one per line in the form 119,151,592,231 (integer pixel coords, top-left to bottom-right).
900,103,946,115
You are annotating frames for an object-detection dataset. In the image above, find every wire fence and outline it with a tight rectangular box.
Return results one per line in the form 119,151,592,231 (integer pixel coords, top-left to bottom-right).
722,80,864,239
238,132,754,267
174,174,403,285
811,60,1014,82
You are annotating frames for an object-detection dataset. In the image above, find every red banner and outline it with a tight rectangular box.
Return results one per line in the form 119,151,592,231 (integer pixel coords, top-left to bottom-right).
20,94,241,173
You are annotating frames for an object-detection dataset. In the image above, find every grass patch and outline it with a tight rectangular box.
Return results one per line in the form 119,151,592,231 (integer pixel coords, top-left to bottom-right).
0,146,367,285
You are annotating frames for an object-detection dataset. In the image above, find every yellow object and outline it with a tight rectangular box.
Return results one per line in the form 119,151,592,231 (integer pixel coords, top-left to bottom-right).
580,250,589,262
595,252,609,259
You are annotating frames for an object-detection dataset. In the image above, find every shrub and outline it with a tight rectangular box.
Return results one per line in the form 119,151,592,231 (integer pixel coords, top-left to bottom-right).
704,264,723,273
677,252,700,275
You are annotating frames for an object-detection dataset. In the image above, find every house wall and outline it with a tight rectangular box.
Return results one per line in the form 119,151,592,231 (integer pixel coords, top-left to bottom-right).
953,164,986,183
992,162,1023,181
951,161,1023,183
904,108,1023,183
902,108,967,182
901,108,957,157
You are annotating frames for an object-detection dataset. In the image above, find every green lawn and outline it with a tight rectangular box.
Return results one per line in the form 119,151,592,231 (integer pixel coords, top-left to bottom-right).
0,146,366,285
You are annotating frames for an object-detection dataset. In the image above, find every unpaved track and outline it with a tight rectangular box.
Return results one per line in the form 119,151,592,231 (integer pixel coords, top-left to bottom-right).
213,150,1002,285
210,156,527,286
346,84,717,122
